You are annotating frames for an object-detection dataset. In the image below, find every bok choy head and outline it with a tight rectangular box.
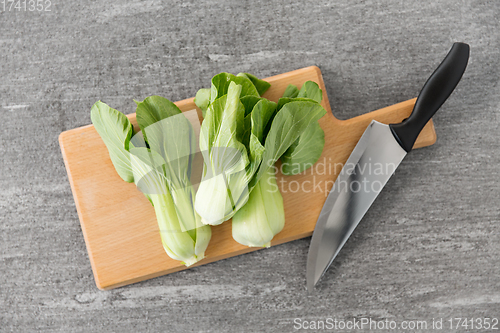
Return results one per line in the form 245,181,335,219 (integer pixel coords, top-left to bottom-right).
91,99,211,266
195,73,327,232
194,73,275,225
231,81,327,247
195,82,251,225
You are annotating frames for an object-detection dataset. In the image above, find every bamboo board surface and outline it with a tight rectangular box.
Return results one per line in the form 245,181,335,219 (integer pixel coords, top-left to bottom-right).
59,66,436,290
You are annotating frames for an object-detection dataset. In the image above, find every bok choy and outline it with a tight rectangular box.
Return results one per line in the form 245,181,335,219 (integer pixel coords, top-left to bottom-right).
91,98,211,266
194,73,274,225
232,85,326,247
194,72,327,247
279,81,326,175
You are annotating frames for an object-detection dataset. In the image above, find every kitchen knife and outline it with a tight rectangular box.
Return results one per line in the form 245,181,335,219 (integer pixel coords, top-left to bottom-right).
306,42,470,292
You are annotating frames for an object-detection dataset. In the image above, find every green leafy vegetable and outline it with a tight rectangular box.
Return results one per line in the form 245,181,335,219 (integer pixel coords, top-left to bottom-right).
230,100,326,247
297,81,322,103
194,72,327,248
232,169,284,247
210,72,260,105
194,73,273,225
279,81,326,175
229,81,327,247
237,72,271,96
194,88,211,117
195,82,252,225
129,146,210,266
135,96,181,143
282,84,299,98
91,98,211,266
90,101,134,182
136,96,199,233
194,72,270,118
280,122,325,175
253,100,326,182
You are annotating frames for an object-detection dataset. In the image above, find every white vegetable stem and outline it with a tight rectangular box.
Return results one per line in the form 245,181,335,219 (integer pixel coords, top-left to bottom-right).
130,149,211,266
232,168,284,247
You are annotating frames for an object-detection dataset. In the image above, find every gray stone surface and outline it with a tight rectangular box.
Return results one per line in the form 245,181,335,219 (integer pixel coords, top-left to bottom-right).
1,1,499,332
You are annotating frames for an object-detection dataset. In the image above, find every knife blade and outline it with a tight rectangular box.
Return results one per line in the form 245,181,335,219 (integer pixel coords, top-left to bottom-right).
306,42,470,292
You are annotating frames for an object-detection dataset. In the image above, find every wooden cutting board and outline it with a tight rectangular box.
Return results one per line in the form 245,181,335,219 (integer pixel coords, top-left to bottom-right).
59,66,436,290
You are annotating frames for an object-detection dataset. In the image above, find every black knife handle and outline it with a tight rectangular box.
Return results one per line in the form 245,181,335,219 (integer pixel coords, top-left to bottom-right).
390,42,470,152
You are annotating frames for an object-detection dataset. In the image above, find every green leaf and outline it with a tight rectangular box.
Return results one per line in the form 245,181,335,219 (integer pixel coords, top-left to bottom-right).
282,84,299,98
210,72,260,105
194,88,211,118
237,72,271,96
141,111,196,187
240,96,268,148
298,81,323,103
281,122,325,175
277,97,319,111
245,98,277,181
240,95,263,117
90,101,134,183
195,72,268,121
253,101,326,186
278,80,326,175
135,96,182,143
199,95,226,155
249,99,278,143
209,82,249,171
